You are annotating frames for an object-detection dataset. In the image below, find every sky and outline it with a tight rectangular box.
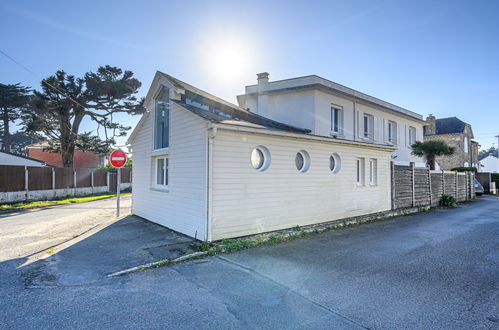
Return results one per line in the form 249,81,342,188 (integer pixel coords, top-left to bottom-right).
1,0,498,149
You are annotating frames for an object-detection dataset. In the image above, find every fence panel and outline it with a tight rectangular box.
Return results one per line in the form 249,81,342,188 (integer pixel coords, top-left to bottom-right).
457,173,467,202
55,168,74,189
443,172,456,197
0,165,25,192
120,168,132,183
93,169,107,186
393,165,413,209
28,167,53,190
76,168,92,188
430,172,443,206
414,168,430,206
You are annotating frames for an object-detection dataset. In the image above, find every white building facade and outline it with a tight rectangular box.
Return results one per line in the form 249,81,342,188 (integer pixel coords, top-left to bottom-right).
479,154,499,173
237,73,426,166
128,72,415,241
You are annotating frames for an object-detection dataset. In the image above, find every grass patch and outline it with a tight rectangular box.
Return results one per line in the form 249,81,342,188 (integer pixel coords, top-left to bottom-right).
0,192,132,211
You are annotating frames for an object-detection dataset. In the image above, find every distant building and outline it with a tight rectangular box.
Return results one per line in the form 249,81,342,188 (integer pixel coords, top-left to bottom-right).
26,142,107,168
0,150,47,167
479,150,499,173
424,116,479,170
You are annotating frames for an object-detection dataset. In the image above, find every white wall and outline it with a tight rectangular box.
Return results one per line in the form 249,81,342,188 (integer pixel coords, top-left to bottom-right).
131,101,208,240
241,89,425,166
480,155,499,173
0,153,45,166
210,129,392,240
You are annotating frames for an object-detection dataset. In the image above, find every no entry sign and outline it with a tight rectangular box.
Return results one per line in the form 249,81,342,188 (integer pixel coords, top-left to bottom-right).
110,149,127,168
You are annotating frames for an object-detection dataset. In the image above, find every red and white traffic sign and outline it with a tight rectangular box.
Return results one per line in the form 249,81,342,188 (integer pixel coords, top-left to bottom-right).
110,149,127,168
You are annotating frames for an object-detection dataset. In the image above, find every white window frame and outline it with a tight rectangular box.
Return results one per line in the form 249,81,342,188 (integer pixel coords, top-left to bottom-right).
408,126,417,146
153,156,169,191
387,121,397,144
363,114,374,140
369,159,377,186
330,105,343,135
153,87,170,151
356,158,365,186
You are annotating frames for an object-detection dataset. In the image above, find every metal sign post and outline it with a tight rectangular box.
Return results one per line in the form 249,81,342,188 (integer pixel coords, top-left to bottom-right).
116,167,121,218
109,149,127,218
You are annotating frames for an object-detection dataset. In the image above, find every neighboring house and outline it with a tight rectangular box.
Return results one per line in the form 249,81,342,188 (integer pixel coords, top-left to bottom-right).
479,150,499,173
26,142,107,168
237,73,426,166
0,150,47,167
128,71,397,242
423,116,479,170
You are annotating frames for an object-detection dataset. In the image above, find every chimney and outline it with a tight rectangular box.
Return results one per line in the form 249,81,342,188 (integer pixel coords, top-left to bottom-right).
256,72,269,117
425,114,436,135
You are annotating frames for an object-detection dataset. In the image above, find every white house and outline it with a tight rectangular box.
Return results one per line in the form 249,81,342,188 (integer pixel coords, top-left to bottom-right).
237,73,426,166
0,150,47,167
479,151,499,173
128,72,401,241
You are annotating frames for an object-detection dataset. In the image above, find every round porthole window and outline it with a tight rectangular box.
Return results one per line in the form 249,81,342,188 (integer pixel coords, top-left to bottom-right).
295,150,311,172
250,146,270,171
330,153,341,173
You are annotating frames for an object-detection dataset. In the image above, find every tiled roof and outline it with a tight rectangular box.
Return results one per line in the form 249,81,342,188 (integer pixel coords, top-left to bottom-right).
434,117,467,135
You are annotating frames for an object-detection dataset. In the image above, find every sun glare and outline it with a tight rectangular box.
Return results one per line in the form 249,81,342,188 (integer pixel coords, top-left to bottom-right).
201,33,257,83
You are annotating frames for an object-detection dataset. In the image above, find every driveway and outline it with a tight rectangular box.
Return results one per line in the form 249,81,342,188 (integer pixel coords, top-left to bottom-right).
1,196,498,329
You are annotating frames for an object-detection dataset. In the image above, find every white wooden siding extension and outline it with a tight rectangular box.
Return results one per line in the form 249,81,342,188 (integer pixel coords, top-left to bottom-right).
210,129,392,240
131,102,208,240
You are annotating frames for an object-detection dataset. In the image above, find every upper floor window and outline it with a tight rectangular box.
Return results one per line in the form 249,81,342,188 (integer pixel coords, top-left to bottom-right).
464,137,468,153
331,106,342,133
154,88,169,149
363,114,374,139
408,126,416,145
387,121,397,144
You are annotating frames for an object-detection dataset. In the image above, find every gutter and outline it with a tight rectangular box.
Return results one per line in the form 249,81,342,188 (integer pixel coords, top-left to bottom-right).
212,123,397,152
205,123,217,242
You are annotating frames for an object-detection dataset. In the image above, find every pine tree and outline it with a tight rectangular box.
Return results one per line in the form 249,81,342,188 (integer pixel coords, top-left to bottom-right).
0,83,31,153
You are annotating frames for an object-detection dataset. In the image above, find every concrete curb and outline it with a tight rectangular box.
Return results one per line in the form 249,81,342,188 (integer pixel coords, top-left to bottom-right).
106,251,209,277
106,205,431,277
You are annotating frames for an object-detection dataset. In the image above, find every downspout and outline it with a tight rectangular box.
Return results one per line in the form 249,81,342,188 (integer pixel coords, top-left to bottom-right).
205,123,217,242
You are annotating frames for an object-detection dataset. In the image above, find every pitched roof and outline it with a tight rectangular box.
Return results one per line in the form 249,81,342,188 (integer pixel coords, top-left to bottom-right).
434,117,468,135
0,150,48,165
478,150,498,161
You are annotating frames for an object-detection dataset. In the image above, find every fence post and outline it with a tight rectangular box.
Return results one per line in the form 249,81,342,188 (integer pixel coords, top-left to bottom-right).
91,169,94,194
52,167,56,198
411,163,415,207
106,171,110,192
73,169,77,196
455,171,458,199
442,170,445,195
428,166,432,207
390,162,395,210
24,166,29,201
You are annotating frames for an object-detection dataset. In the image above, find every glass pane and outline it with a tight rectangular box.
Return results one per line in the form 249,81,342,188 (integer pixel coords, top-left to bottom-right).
333,109,339,132
295,153,304,171
156,158,165,185
155,88,169,149
251,149,264,169
164,158,168,186
330,155,336,171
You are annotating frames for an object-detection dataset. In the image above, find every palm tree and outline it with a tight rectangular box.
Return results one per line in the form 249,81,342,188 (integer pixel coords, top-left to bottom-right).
411,140,455,170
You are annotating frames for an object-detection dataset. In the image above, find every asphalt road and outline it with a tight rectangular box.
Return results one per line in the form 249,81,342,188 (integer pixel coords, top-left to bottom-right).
0,196,498,329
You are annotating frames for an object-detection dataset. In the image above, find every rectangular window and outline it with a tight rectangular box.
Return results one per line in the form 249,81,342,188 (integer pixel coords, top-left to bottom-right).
155,157,168,189
369,159,377,185
331,106,341,133
388,121,397,144
356,158,365,185
363,114,374,139
154,88,170,149
408,126,416,145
